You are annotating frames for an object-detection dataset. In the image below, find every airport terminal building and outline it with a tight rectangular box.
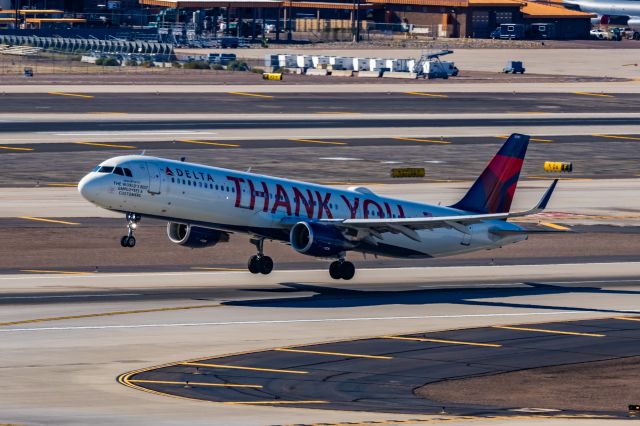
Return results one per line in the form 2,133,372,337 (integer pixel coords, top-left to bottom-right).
0,0,594,38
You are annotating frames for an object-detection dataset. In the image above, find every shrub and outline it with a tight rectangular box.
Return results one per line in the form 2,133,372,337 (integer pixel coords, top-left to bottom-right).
96,57,119,66
210,63,224,70
250,67,264,74
226,60,249,71
171,61,182,68
183,60,210,70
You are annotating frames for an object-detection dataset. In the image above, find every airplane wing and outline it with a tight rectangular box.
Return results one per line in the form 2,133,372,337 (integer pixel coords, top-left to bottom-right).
320,179,560,242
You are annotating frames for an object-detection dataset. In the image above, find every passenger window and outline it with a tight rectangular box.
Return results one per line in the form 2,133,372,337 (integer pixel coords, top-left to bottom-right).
124,168,133,177
113,167,124,176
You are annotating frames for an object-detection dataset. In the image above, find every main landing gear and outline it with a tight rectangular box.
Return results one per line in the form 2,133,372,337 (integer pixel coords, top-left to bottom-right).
120,212,140,248
329,258,355,280
248,238,273,275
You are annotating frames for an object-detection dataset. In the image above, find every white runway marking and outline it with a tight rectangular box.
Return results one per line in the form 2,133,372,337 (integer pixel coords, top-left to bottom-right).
0,293,141,300
0,311,599,333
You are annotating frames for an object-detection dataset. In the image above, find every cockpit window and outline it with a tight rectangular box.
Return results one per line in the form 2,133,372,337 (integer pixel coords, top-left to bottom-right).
123,168,133,177
113,167,124,176
97,166,114,173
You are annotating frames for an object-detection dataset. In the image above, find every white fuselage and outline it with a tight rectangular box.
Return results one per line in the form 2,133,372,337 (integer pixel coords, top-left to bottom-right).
78,155,526,259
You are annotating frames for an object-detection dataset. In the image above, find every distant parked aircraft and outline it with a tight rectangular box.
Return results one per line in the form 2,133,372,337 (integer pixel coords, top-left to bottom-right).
78,134,558,280
563,0,640,26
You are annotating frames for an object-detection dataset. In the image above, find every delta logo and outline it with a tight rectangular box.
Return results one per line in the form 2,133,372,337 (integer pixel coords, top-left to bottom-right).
165,167,174,176
165,166,215,182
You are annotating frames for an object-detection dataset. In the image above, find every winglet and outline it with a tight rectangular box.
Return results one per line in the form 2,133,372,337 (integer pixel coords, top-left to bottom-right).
535,178,558,211
509,179,559,218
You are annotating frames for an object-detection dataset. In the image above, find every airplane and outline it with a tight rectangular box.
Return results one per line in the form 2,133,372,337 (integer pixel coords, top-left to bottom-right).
562,0,640,27
78,133,559,280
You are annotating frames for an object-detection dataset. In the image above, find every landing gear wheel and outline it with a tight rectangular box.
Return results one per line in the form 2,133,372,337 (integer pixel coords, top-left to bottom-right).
339,261,355,280
126,236,136,248
248,255,260,274
259,256,273,275
329,261,342,280
121,212,140,248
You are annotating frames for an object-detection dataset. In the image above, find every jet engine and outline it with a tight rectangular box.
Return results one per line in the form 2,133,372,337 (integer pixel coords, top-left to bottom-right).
289,221,354,257
167,222,229,248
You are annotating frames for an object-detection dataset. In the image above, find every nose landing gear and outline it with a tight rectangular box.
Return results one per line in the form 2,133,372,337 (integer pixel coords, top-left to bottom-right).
120,212,141,248
329,258,355,280
248,237,273,275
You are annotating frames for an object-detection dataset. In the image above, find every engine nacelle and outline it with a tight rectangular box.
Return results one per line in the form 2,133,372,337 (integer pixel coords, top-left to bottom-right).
167,222,229,248
289,221,353,257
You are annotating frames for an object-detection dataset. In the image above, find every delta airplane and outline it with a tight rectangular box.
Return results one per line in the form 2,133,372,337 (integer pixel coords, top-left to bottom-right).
78,133,558,280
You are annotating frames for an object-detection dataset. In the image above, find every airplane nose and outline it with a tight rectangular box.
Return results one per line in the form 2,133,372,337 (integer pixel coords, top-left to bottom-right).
78,174,98,201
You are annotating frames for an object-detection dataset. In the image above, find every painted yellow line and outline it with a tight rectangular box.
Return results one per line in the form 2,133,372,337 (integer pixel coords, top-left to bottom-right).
177,139,240,147
190,267,247,271
320,181,385,186
275,348,392,359
74,141,137,149
404,92,448,98
45,183,78,187
129,379,262,388
19,216,79,225
0,304,220,327
614,317,640,322
382,335,502,348
574,92,613,98
493,325,605,337
181,362,308,374
20,269,91,275
288,138,347,146
392,137,450,144
223,400,327,405
527,176,592,181
539,222,571,231
228,91,273,99
48,91,94,99
592,134,640,141
0,145,33,151
496,135,553,143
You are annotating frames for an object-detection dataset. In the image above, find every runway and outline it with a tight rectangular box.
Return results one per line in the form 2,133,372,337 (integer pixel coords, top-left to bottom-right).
1,263,639,425
1,92,639,114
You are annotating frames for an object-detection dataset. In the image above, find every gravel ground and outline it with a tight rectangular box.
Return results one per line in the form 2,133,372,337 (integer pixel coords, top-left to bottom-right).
418,356,640,412
0,224,637,272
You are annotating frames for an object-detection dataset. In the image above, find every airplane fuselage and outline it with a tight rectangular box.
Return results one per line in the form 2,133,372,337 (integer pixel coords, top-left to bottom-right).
79,155,526,259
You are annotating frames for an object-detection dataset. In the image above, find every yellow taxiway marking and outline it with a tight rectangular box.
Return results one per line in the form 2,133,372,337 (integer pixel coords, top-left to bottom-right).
228,91,273,99
383,335,502,348
275,348,392,359
0,145,33,151
129,379,262,388
0,304,220,327
45,183,78,187
496,135,553,143
392,137,451,144
574,92,613,98
48,92,94,99
223,400,327,405
527,176,592,181
74,141,137,149
20,269,91,275
404,92,448,98
539,222,571,231
320,181,385,186
177,139,240,147
493,325,605,337
190,267,247,271
19,216,79,225
593,134,640,141
181,362,308,374
288,138,347,146
614,317,640,322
